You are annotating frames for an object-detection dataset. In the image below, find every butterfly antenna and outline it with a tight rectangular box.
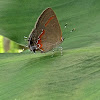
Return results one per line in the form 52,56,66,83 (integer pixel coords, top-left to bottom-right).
70,28,76,32
62,23,68,40
64,23,68,28
24,36,28,41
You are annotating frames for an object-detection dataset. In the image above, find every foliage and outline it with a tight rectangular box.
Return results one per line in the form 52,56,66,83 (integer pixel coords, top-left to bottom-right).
0,0,100,100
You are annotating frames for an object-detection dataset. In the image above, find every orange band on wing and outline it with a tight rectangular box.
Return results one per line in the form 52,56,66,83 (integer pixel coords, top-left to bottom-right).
45,16,55,27
37,29,45,51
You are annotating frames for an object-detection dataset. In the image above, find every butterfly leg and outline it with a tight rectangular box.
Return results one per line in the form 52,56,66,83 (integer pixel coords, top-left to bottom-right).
51,49,54,57
59,47,63,56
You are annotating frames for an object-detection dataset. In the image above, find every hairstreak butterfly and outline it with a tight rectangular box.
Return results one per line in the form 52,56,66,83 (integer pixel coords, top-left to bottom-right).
28,8,63,53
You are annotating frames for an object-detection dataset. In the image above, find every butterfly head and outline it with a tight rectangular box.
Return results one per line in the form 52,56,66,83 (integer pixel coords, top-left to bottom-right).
28,37,38,53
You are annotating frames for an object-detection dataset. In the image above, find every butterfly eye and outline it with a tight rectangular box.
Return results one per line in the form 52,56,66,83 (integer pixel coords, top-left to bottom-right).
30,41,33,44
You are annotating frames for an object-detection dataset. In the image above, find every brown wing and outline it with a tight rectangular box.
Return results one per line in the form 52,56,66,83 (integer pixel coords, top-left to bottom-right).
35,8,56,37
36,8,54,29
36,8,62,52
28,8,62,53
29,8,53,42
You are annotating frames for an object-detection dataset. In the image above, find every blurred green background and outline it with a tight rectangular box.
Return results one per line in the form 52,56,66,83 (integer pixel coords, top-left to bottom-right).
0,0,100,100
0,35,24,53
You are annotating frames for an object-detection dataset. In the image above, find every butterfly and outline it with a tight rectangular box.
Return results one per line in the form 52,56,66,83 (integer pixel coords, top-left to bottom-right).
28,8,63,53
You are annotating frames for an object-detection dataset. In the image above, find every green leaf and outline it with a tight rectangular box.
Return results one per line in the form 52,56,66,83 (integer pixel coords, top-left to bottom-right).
0,48,100,100
0,1,100,99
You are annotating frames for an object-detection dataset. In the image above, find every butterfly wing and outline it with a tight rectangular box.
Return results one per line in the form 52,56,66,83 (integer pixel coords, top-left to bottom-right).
36,8,62,52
